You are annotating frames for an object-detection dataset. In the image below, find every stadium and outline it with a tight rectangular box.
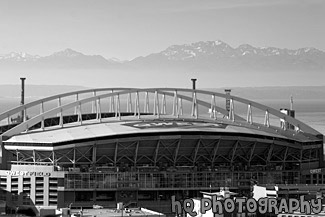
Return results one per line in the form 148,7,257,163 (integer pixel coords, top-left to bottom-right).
0,82,324,215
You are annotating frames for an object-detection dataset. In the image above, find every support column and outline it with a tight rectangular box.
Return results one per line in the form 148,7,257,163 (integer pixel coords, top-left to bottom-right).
110,90,115,113
134,92,140,119
115,94,121,120
264,110,270,127
59,108,63,127
210,94,216,119
44,177,49,206
191,91,198,118
74,93,79,115
161,94,166,115
178,98,183,116
97,98,101,122
92,91,97,113
77,102,82,124
40,102,45,130
153,91,160,118
229,99,235,122
127,93,132,113
247,104,253,124
172,91,178,117
144,92,149,113
52,151,55,166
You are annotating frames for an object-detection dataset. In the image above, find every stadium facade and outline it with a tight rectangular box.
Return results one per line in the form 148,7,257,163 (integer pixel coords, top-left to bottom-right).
0,87,324,214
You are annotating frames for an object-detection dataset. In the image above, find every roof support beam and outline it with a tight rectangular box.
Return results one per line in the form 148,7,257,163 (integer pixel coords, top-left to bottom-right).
248,142,257,166
92,144,97,167
282,146,289,167
173,139,181,166
231,141,239,164
73,148,76,167
211,140,220,165
266,144,274,164
134,141,139,166
154,140,160,166
193,139,201,165
114,142,118,166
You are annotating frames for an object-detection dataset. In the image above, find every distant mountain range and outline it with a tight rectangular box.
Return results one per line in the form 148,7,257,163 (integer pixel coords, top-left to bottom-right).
1,40,324,87
1,40,324,71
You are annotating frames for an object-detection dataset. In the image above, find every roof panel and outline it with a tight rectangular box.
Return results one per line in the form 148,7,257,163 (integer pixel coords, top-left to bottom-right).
4,119,291,145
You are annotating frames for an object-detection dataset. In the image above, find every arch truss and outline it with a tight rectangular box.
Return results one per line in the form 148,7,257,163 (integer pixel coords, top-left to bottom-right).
0,88,321,140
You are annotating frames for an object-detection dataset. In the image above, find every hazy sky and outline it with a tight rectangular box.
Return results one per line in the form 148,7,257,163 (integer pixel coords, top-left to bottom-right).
0,0,324,60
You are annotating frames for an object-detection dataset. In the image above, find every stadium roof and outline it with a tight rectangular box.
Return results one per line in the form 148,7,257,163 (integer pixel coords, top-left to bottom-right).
3,115,318,150
1,88,322,151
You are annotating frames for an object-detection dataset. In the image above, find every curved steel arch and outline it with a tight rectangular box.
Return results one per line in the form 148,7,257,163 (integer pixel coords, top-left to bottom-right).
0,87,134,123
1,88,234,138
0,88,321,139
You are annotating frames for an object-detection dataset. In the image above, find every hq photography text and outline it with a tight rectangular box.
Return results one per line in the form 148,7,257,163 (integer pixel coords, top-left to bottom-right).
171,196,323,216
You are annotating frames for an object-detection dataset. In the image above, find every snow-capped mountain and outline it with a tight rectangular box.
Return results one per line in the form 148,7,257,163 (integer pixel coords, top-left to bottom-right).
129,40,325,73
0,41,324,72
50,48,85,58
0,52,40,62
107,57,127,63
1,41,324,87
159,40,235,60
156,40,325,60
0,48,125,69
160,40,236,60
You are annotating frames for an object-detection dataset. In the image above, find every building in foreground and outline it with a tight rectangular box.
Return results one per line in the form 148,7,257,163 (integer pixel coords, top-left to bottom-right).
0,87,323,215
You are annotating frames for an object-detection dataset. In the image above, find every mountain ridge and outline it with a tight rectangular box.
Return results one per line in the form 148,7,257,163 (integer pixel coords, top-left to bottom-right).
1,41,324,63
1,41,324,87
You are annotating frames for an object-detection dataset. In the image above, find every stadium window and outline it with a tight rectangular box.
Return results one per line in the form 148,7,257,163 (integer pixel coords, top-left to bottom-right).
318,174,322,183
